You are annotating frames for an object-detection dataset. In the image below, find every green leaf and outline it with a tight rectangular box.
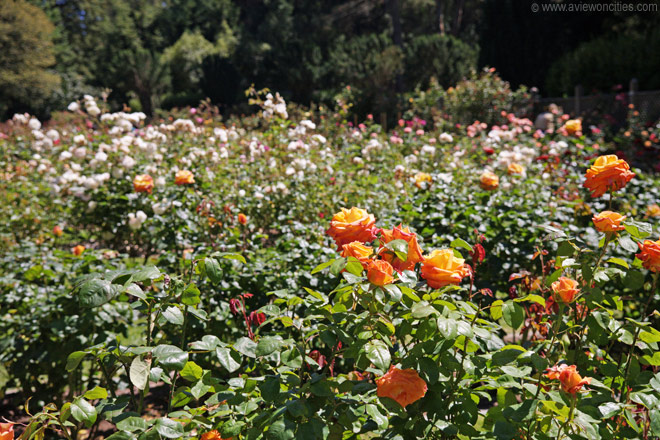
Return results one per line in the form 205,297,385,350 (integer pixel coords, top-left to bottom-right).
502,301,525,330
365,340,391,371
83,386,108,400
204,257,223,284
234,337,257,358
514,294,545,307
131,266,161,282
311,259,335,274
162,306,184,325
607,257,629,269
259,376,281,402
624,220,652,240
411,302,437,318
71,398,97,427
115,416,149,432
216,347,241,372
491,300,503,320
130,356,150,390
451,238,473,253
152,345,188,370
599,402,624,419
125,283,146,300
330,258,346,276
181,283,201,306
180,361,203,381
66,351,87,372
154,418,184,439
366,404,388,429
540,400,569,419
618,236,639,253
437,318,458,340
78,279,120,308
256,336,284,357
345,257,364,276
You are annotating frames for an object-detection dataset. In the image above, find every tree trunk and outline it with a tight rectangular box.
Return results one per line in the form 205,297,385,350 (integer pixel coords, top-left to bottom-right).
451,0,465,36
436,0,445,35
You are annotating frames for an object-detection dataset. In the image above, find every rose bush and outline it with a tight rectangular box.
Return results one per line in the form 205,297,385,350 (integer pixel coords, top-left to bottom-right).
0,86,659,439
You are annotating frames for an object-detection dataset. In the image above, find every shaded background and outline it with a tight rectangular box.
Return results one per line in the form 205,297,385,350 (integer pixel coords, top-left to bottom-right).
2,0,660,119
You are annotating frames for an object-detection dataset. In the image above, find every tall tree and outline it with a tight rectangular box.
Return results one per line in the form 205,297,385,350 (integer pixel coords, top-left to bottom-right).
0,0,60,117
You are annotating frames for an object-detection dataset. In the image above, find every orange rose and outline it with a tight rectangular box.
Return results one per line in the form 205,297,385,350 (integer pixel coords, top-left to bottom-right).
326,207,377,249
0,423,13,440
366,259,394,286
200,430,230,440
53,225,63,237
646,204,660,218
583,155,635,198
592,211,626,233
421,249,469,289
341,241,373,267
551,277,579,303
545,364,591,394
507,163,524,175
637,239,660,273
414,172,432,189
479,171,499,190
238,213,248,225
72,245,85,256
376,366,427,408
379,225,424,272
133,174,154,193
175,170,195,185
564,119,582,135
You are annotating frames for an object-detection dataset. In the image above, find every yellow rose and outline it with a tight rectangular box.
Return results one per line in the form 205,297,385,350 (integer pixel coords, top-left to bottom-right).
479,171,499,190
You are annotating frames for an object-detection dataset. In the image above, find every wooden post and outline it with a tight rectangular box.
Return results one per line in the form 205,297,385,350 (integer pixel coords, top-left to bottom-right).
575,84,583,115
629,78,638,109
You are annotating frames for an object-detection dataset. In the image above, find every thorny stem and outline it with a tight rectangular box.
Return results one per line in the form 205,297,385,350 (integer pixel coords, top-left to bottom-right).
556,395,576,439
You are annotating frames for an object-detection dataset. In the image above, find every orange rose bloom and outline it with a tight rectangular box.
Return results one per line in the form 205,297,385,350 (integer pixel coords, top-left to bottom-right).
564,119,582,135
175,170,195,185
341,241,373,267
592,211,626,233
507,163,525,175
376,366,427,408
326,207,377,249
646,204,660,218
480,171,499,190
583,155,635,198
366,259,394,286
200,430,230,440
545,364,591,394
133,174,154,193
414,172,432,189
238,213,248,225
53,225,63,237
551,277,579,303
72,245,85,256
637,239,660,273
0,423,14,440
421,249,469,289
379,225,424,272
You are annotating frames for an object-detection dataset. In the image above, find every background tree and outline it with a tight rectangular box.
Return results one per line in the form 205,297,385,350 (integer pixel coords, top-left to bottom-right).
0,0,60,117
